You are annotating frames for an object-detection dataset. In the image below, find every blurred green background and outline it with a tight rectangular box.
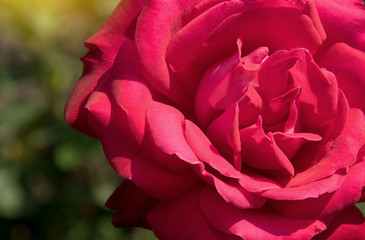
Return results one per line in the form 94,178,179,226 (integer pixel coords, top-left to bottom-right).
0,0,157,239
0,1,364,240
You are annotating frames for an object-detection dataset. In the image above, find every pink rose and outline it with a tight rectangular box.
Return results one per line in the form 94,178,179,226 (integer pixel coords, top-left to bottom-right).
65,0,365,239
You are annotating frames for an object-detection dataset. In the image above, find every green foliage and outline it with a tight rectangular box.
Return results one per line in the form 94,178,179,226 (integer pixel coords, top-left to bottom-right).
0,0,157,239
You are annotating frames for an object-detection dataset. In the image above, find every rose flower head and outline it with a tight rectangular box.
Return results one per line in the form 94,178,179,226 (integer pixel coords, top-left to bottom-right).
65,0,365,239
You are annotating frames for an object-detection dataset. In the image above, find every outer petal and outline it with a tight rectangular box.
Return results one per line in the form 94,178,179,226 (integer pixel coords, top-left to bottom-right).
192,163,266,210
100,102,198,200
260,168,347,200
170,0,325,80
199,185,328,240
145,101,201,170
314,0,365,51
85,91,112,136
269,159,365,219
315,42,365,113
288,108,365,187
135,0,201,107
110,39,152,145
105,180,159,228
65,0,145,136
147,186,241,240
166,0,246,73
205,0,325,58
312,206,365,240
184,120,242,179
206,104,242,170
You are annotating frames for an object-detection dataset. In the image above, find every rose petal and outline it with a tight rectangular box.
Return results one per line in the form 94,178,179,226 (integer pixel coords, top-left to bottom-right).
206,104,242,170
100,104,198,200
314,0,365,52
147,186,241,240
320,158,365,216
205,0,325,58
269,158,365,219
105,180,159,228
312,206,365,240
195,40,249,129
238,169,282,193
273,131,322,159
85,91,111,136
145,101,200,168
184,119,242,178
110,39,152,144
239,116,295,177
261,168,347,200
259,48,339,129
199,185,328,240
135,0,201,107
289,50,339,129
283,99,301,134
192,163,266,210
262,87,301,129
238,82,263,128
315,42,365,113
65,0,144,136
290,90,349,172
257,50,298,101
166,0,246,73
288,108,365,187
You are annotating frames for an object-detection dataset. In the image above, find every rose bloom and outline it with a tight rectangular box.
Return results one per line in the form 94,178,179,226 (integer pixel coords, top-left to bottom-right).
65,0,365,239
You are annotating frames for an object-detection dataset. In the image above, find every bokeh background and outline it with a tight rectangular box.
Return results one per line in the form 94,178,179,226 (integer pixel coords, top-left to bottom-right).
0,1,364,240
0,0,157,239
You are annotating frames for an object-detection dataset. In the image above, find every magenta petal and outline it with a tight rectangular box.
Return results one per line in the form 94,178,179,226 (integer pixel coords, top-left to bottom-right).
195,40,248,129
283,100,301,134
259,48,339,128
257,49,299,101
65,0,144,136
105,180,159,228
273,132,322,159
238,82,263,128
289,90,349,172
84,91,111,136
238,170,281,193
239,116,294,176
315,42,365,113
135,0,201,107
206,104,242,170
110,39,152,144
320,158,365,216
314,0,365,52
204,0,325,58
288,108,365,187
262,87,301,128
269,159,365,219
147,187,241,240
288,50,339,129
145,101,200,165
103,148,198,201
261,168,347,200
193,163,266,210
184,120,242,178
101,104,198,199
312,206,365,240
199,185,328,240
166,0,246,72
